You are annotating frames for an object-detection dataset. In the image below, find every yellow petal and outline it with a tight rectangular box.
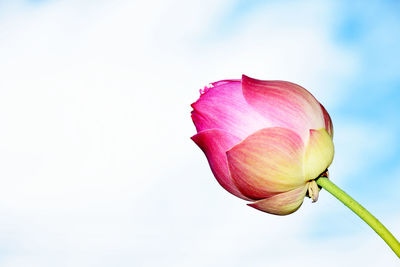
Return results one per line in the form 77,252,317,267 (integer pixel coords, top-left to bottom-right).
303,128,334,180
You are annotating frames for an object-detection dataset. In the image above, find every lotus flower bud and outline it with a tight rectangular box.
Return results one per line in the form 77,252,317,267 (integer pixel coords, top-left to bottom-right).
191,75,334,215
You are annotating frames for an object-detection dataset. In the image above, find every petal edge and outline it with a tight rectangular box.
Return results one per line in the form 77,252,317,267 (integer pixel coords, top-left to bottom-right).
248,185,308,215
192,129,250,200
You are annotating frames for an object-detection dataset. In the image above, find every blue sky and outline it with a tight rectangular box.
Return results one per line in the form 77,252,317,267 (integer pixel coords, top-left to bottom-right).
0,0,399,266
333,1,400,199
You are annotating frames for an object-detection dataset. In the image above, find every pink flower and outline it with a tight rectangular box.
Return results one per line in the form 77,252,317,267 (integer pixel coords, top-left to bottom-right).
191,75,334,215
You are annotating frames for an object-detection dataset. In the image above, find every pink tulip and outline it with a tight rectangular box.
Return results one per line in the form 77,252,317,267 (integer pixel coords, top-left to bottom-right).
191,75,334,215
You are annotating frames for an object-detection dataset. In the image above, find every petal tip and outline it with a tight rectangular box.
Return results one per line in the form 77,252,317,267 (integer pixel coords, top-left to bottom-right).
241,74,259,86
247,199,303,216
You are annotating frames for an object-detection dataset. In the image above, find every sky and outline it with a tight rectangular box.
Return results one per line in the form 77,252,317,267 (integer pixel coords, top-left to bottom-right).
0,0,399,266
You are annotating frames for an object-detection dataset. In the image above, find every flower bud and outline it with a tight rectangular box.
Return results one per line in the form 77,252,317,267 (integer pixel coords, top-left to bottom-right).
191,75,334,215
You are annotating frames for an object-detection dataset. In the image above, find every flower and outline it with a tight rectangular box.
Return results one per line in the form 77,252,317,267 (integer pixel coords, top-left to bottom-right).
191,75,334,215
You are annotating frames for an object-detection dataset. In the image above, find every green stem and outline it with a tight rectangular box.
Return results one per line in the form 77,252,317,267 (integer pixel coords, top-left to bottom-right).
315,177,400,258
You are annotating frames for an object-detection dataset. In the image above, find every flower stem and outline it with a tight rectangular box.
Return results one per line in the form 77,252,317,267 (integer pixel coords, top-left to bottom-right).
315,177,400,258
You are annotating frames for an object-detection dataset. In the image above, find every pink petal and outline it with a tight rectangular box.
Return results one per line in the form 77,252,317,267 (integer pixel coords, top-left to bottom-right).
191,80,269,140
320,104,333,137
191,129,251,200
248,185,308,215
226,127,306,200
241,75,325,142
